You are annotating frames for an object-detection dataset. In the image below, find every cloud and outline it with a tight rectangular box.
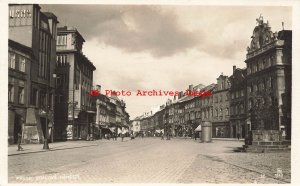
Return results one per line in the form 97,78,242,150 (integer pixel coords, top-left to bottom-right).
40,4,292,118
41,5,199,58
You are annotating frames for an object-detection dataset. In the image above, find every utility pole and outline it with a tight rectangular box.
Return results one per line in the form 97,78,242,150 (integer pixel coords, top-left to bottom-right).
43,83,50,150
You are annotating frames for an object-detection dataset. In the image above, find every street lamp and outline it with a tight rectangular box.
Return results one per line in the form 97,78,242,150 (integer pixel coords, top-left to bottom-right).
43,73,58,150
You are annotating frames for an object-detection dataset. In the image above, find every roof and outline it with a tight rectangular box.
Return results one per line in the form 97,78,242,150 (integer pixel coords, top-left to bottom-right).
42,12,59,23
178,95,194,103
57,26,85,42
9,39,34,57
201,83,216,92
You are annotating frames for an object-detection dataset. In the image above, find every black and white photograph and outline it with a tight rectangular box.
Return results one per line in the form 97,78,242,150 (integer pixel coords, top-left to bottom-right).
1,0,300,185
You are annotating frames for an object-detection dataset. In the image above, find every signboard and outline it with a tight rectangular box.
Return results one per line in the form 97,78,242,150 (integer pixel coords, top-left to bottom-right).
9,9,31,18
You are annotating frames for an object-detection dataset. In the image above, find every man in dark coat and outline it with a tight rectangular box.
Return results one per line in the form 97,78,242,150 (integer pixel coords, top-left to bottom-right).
17,132,23,151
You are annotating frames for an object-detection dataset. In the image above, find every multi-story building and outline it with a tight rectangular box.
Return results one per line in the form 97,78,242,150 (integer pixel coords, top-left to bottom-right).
55,26,96,140
229,66,247,138
199,83,216,124
8,40,33,144
244,16,291,139
130,117,141,133
8,4,58,144
212,74,231,138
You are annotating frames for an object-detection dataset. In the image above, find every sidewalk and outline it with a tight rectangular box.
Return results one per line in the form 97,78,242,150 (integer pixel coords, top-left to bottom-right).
212,138,244,141
8,141,99,156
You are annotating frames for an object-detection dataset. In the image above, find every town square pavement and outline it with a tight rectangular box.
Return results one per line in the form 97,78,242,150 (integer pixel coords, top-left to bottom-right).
8,137,290,183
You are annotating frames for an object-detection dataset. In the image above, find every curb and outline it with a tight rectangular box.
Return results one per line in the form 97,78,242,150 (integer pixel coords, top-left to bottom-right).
8,144,98,156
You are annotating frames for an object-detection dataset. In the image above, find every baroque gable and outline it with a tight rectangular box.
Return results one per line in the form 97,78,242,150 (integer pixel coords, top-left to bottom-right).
247,15,278,53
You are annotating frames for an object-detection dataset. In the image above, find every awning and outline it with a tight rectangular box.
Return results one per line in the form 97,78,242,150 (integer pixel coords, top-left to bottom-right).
195,124,202,131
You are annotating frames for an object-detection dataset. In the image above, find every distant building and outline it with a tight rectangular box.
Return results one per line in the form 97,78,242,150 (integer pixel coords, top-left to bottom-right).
130,117,142,133
229,66,247,138
8,4,58,144
212,74,231,138
55,26,96,140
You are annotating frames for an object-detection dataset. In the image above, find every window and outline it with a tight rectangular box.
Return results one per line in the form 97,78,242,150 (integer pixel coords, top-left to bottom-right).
57,35,67,46
225,108,229,116
254,84,257,92
236,105,239,115
8,85,14,102
18,87,24,104
31,88,38,106
252,64,256,73
270,77,273,88
263,58,266,69
40,92,46,108
248,65,252,74
215,109,218,117
270,55,275,65
214,96,218,103
241,90,244,97
219,108,223,116
240,104,244,114
9,52,16,69
49,93,53,109
248,99,253,110
19,56,26,72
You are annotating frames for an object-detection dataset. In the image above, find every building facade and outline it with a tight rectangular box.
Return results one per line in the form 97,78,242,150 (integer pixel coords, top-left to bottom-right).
212,74,231,138
244,17,292,139
8,4,58,144
55,26,96,140
229,66,247,138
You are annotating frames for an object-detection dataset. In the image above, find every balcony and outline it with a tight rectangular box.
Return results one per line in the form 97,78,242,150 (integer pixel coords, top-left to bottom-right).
246,40,284,59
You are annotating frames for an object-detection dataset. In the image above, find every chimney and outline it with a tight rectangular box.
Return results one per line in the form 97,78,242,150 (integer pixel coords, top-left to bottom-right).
189,84,193,91
233,65,236,73
179,91,183,99
173,95,176,101
96,85,101,93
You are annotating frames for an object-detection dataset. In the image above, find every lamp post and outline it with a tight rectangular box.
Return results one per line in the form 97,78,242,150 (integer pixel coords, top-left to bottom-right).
43,73,58,150
43,82,50,150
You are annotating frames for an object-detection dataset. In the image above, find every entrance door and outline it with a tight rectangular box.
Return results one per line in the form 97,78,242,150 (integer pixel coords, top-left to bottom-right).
233,125,236,138
13,114,22,144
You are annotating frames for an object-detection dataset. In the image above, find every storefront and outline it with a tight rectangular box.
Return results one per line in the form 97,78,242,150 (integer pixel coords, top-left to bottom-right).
212,122,230,138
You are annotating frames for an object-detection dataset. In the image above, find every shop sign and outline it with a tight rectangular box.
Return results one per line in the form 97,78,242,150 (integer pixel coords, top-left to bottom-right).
9,9,31,18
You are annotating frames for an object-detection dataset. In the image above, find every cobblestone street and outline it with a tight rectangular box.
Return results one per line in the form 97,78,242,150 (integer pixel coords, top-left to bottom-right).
8,138,290,184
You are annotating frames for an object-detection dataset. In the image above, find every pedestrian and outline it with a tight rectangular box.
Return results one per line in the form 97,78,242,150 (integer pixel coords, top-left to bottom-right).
237,132,241,141
194,131,197,141
160,131,164,140
121,129,125,142
17,132,23,151
114,133,117,141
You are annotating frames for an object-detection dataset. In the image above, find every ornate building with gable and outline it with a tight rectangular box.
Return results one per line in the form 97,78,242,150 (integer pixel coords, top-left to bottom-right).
245,16,291,140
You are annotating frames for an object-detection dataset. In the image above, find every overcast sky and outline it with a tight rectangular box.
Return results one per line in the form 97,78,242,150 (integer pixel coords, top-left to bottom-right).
40,4,292,119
